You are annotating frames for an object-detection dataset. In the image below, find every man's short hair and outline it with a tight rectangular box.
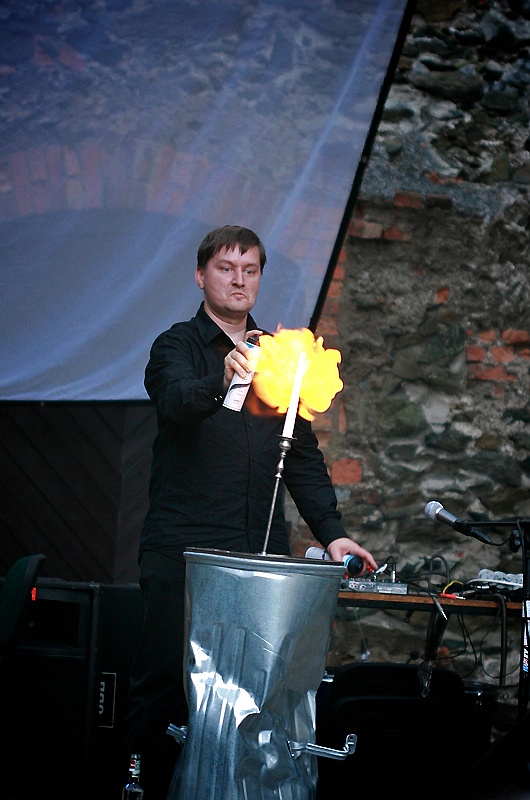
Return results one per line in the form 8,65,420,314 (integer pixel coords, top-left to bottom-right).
197,225,266,273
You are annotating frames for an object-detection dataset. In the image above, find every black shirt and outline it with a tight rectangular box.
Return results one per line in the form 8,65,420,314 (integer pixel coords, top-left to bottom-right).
140,303,347,557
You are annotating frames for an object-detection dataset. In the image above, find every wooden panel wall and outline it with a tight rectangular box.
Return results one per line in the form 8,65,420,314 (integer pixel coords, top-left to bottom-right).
0,402,157,583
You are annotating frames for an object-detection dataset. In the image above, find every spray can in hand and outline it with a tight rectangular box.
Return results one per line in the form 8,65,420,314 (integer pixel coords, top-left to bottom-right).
305,546,364,577
223,334,261,412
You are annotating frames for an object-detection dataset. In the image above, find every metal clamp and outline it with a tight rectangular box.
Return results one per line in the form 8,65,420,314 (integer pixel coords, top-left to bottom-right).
288,733,357,760
166,723,187,744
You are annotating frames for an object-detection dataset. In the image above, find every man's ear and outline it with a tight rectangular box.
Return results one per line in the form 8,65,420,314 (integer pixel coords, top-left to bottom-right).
195,267,204,289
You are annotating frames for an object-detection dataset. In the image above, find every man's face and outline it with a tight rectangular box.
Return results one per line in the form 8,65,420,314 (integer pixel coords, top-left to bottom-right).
195,245,261,322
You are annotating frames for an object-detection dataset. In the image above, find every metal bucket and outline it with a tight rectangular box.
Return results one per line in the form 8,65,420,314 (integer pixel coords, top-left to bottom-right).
167,548,353,800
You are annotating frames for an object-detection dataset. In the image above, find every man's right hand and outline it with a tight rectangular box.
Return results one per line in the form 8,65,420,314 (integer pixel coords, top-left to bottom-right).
223,331,261,391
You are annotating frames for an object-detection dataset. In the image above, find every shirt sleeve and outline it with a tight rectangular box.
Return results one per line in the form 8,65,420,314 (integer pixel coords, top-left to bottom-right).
283,415,347,548
145,327,226,424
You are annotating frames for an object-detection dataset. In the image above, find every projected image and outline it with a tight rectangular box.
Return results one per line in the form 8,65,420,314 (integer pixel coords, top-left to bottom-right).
0,0,412,400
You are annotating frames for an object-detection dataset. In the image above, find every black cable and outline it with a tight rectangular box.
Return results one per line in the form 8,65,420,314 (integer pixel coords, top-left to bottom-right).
428,555,450,592
386,565,515,686
453,613,479,678
484,593,507,687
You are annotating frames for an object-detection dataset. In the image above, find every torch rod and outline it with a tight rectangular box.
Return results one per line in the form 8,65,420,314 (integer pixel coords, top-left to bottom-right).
260,436,293,555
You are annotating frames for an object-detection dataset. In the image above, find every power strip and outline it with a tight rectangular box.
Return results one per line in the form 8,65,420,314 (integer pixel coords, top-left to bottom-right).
347,578,408,594
478,569,523,588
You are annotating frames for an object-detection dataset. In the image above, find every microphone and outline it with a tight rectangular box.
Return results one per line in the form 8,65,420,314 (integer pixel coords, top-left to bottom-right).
305,546,364,576
424,501,493,545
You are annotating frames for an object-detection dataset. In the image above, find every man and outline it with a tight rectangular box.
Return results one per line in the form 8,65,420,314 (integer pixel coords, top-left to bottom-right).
125,225,377,799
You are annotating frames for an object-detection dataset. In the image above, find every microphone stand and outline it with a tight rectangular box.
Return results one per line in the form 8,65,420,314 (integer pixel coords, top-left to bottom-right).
507,518,530,720
457,516,530,721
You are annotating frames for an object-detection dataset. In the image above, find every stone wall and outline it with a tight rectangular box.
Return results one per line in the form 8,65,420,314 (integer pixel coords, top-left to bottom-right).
1,0,528,740
288,0,530,734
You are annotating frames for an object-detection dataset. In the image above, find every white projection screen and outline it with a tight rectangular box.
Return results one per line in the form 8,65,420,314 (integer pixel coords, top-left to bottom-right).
0,0,414,401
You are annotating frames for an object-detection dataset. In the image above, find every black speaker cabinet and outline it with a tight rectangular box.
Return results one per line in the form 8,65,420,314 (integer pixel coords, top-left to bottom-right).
2,580,143,800
94,583,144,799
315,663,499,800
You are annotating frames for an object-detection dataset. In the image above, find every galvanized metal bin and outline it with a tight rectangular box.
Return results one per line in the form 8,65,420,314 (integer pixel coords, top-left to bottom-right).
167,548,351,800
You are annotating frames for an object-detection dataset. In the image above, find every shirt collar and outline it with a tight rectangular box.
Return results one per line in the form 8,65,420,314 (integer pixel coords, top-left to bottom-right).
195,302,258,346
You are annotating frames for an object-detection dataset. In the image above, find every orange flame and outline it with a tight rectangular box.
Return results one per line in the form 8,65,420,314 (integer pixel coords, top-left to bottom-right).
252,328,343,421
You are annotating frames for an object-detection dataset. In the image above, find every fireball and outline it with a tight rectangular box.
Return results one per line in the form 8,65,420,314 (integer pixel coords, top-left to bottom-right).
252,327,343,421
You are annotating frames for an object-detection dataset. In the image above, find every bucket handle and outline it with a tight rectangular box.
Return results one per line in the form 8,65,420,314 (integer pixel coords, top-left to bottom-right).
288,733,357,761
168,723,357,762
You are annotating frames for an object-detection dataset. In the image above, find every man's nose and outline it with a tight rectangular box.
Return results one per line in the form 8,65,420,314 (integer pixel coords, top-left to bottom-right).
232,268,245,284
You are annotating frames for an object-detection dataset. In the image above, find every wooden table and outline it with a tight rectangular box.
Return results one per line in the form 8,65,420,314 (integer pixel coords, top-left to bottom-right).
337,588,522,689
338,589,521,617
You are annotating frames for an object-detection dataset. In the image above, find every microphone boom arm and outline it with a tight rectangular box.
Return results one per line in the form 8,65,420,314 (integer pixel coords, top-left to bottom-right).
425,501,530,720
